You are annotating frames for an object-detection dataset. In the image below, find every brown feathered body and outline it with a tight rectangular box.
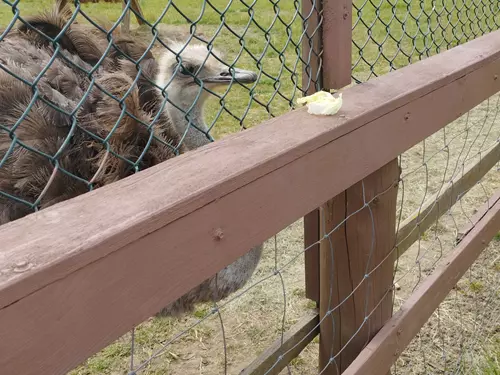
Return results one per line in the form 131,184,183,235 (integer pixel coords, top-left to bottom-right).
0,7,184,224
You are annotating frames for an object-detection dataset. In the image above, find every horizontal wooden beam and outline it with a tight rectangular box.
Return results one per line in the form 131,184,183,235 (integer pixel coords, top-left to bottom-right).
239,309,319,375
457,189,500,242
1,30,500,375
342,191,500,375
396,140,500,255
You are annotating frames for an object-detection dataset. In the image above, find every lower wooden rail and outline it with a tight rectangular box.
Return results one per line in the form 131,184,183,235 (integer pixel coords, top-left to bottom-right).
396,141,500,255
239,310,319,375
342,191,500,375
238,145,500,374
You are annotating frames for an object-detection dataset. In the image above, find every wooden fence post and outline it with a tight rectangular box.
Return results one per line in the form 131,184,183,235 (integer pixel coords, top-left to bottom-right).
322,0,353,88
302,0,353,304
305,1,398,372
302,0,324,304
310,0,360,372
319,160,400,373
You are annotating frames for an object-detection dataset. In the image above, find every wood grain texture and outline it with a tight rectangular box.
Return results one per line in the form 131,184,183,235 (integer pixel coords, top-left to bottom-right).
304,0,354,304
1,31,500,375
304,209,321,302
322,0,353,88
319,160,399,373
396,141,500,254
457,189,500,243
318,0,356,370
302,0,323,303
239,309,319,375
343,192,500,375
235,140,499,375
2,30,500,307
301,0,323,94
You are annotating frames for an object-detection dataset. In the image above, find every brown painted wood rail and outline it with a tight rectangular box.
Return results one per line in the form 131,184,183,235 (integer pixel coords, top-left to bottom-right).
1,29,500,375
343,190,500,375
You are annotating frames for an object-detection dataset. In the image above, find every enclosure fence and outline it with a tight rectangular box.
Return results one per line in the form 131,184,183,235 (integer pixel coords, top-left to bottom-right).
0,1,499,375
352,0,500,81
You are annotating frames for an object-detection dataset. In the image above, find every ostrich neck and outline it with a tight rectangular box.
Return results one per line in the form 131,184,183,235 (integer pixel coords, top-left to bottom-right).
167,98,211,151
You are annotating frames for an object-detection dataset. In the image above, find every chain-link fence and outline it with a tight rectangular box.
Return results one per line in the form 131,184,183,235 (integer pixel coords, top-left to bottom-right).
0,1,499,375
2,0,499,220
0,0,324,223
352,0,500,82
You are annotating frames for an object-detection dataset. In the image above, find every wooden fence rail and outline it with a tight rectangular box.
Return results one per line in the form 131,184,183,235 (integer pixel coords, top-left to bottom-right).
343,191,500,375
1,29,500,375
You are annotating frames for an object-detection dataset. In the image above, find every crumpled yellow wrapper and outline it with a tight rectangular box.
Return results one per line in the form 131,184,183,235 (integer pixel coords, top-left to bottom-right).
297,91,343,116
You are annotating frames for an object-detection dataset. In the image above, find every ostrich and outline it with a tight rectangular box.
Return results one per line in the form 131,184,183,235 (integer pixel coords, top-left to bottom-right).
156,41,257,149
0,3,262,316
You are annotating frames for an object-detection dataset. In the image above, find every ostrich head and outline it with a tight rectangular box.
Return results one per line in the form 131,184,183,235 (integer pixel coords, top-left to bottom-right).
155,42,257,149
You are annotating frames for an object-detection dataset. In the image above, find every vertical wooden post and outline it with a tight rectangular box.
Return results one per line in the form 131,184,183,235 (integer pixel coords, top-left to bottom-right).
322,0,353,88
319,160,400,373
311,0,356,372
302,0,324,303
303,0,352,304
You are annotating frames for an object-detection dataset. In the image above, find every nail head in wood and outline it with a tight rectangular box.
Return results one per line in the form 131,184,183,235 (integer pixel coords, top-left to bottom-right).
213,228,224,241
13,261,31,273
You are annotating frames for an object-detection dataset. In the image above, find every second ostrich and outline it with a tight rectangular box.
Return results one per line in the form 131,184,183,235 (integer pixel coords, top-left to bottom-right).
0,4,262,316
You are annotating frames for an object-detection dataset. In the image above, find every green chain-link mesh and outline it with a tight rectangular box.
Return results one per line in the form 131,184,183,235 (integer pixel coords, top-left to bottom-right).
0,0,497,217
352,0,500,82
0,0,323,217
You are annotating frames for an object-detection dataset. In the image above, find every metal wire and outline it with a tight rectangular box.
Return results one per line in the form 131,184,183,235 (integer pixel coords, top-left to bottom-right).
0,1,499,375
352,0,500,82
1,0,318,217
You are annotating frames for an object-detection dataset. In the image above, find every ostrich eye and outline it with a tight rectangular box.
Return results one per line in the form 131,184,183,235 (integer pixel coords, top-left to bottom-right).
179,64,197,76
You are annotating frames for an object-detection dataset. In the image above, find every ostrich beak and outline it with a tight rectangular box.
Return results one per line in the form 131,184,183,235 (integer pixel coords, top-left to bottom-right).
204,68,258,84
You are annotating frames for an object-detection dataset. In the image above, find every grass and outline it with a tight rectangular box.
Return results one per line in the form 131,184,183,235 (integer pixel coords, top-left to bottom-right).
1,1,500,374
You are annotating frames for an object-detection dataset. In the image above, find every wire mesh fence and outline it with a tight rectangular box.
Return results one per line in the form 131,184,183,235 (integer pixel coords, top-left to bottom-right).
352,0,500,82
66,91,499,375
0,1,499,375
1,0,499,220
0,0,324,223
391,92,500,374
